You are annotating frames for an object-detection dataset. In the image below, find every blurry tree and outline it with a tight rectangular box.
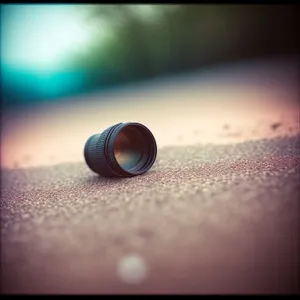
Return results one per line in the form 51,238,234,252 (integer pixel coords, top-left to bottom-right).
66,4,299,90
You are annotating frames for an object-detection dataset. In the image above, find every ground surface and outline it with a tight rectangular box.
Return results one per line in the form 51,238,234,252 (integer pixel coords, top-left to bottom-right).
1,57,300,294
1,136,300,294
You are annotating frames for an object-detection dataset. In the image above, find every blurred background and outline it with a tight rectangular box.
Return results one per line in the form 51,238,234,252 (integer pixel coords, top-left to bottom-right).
1,4,299,107
1,4,299,168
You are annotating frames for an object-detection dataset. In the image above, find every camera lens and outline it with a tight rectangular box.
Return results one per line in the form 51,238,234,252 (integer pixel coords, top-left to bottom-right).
84,122,157,177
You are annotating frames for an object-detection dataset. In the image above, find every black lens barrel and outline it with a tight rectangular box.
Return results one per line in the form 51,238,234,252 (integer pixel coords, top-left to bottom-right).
84,122,157,177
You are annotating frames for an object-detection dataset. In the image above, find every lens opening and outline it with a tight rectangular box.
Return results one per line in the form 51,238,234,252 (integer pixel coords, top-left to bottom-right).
113,126,146,172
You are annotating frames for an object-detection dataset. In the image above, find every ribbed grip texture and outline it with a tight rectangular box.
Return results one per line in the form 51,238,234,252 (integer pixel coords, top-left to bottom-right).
84,124,121,177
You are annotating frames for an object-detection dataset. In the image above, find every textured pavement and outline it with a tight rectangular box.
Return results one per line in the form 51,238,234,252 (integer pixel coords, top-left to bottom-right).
1,57,300,294
1,135,300,294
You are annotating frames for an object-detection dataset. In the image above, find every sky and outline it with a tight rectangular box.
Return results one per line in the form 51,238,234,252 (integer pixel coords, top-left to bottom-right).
1,4,95,70
0,4,158,71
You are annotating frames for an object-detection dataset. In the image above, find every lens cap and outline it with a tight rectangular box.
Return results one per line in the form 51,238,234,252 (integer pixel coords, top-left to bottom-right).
84,122,157,177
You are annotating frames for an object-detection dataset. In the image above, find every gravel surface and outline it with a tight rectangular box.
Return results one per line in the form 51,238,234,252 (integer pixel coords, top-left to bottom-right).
1,135,300,294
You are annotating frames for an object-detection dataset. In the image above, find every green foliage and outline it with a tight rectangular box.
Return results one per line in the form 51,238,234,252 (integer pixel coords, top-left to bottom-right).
67,4,299,89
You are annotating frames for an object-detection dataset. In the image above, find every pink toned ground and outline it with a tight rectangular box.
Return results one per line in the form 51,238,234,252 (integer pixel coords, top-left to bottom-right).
1,57,300,294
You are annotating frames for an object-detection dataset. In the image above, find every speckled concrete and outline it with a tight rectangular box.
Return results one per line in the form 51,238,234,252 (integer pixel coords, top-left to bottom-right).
1,135,300,294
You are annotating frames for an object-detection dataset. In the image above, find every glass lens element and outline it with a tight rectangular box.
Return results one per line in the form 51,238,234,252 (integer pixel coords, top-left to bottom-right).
114,128,144,171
